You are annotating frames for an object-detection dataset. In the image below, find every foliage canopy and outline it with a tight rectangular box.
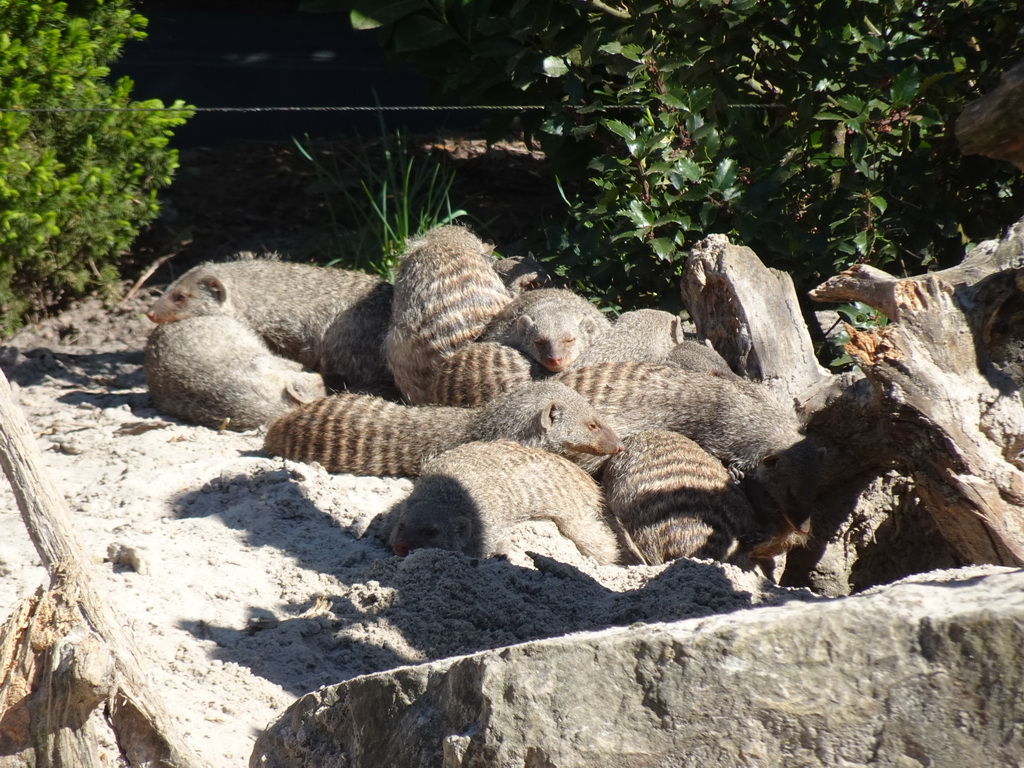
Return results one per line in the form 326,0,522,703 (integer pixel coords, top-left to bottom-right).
316,0,1023,310
0,0,191,334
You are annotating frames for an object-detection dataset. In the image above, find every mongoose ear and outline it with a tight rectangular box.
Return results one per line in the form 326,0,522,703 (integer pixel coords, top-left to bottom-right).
539,401,558,432
285,374,326,405
670,317,685,344
199,275,228,305
517,314,538,337
761,453,780,468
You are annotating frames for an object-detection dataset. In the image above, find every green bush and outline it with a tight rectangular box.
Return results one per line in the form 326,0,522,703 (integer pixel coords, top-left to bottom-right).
0,0,191,335
317,0,1023,311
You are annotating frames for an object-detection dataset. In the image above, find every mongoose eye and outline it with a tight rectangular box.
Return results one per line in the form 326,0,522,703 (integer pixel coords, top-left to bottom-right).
564,337,576,345
172,291,187,306
587,421,599,432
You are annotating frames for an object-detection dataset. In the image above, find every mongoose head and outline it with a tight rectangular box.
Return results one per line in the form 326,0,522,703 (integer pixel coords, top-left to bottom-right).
538,397,623,457
388,484,477,557
147,270,230,324
742,438,826,558
517,313,603,372
477,381,623,457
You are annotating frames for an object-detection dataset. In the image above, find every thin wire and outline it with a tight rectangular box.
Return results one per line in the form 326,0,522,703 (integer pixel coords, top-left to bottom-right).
0,102,784,114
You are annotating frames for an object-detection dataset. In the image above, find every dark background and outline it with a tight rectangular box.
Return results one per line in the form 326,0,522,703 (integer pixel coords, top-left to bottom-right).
109,1,477,146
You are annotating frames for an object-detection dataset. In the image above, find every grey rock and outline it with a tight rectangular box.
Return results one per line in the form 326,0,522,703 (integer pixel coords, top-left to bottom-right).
251,566,1024,768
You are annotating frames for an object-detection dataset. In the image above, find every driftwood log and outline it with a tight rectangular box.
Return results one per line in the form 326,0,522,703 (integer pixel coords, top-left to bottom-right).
0,369,211,768
682,218,1024,594
956,59,1024,170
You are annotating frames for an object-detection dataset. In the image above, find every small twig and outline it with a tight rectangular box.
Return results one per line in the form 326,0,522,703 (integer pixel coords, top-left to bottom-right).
574,0,630,19
119,250,182,306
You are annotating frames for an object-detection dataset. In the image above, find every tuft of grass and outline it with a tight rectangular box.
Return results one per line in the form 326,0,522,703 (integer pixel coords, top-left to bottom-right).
294,118,466,282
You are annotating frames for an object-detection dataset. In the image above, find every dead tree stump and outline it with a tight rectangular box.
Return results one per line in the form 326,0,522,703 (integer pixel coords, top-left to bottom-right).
680,219,1024,595
0,368,211,768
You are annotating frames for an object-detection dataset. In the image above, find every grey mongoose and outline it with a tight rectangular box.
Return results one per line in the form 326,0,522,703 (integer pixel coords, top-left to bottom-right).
600,430,759,566
388,440,624,564
146,253,395,395
572,309,686,368
480,288,612,373
263,380,622,477
385,225,513,404
144,315,327,430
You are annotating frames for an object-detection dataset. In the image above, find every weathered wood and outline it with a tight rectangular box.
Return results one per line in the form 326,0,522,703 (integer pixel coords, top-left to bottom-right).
956,59,1024,170
810,218,1024,567
0,368,212,768
682,234,830,398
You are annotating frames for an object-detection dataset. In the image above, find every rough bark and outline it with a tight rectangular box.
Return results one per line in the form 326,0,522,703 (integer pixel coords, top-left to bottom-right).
0,367,211,768
681,234,830,399
956,59,1024,170
810,217,1024,567
679,223,1024,594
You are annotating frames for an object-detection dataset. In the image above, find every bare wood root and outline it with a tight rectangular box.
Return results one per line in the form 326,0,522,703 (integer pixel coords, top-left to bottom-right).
811,217,1024,567
0,368,212,768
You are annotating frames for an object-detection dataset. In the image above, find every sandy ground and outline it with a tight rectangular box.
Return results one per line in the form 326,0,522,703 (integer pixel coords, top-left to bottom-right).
0,287,823,765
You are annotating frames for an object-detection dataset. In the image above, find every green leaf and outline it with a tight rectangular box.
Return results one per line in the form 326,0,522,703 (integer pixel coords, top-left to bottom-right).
651,237,678,261
625,199,655,227
890,66,920,105
605,120,637,142
349,0,422,29
542,56,569,77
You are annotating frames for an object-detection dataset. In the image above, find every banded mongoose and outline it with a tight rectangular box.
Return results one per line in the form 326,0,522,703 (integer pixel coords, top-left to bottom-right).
144,315,327,430
600,430,758,566
263,380,622,477
426,341,537,407
555,362,820,526
480,288,612,373
385,224,513,404
388,440,623,564
146,254,395,394
572,309,686,368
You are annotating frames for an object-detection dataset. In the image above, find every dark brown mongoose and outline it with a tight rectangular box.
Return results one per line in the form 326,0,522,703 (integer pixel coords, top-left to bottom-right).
144,315,327,431
572,309,685,368
388,440,623,564
263,381,622,477
492,253,554,295
385,225,513,404
425,341,538,407
600,430,758,566
480,288,612,373
146,253,395,394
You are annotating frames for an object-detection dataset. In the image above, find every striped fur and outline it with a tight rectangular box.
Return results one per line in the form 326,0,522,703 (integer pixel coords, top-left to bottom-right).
389,440,622,564
263,394,473,476
385,225,512,404
427,341,538,407
263,381,622,478
555,362,804,474
601,430,757,565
